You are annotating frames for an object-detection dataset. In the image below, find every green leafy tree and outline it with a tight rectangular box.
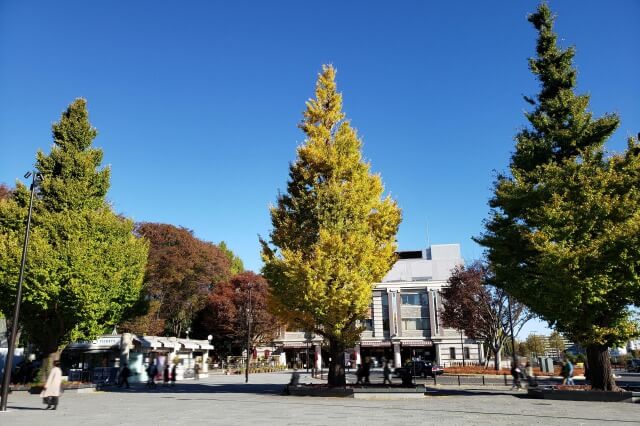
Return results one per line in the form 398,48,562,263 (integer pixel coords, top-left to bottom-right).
122,223,231,337
476,4,640,390
525,334,547,358
218,241,244,275
0,99,148,373
261,65,401,386
547,330,566,360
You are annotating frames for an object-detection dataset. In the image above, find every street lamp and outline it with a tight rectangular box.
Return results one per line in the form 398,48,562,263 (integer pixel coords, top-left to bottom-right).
507,294,518,368
245,285,252,384
1,172,41,412
460,331,466,367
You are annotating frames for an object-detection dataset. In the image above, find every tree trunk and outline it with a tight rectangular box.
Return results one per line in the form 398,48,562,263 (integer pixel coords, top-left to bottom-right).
484,347,491,370
493,348,502,371
586,344,618,391
40,349,62,384
327,340,346,387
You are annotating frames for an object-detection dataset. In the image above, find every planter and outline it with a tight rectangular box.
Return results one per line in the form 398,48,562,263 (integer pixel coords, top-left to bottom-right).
528,386,634,402
285,384,426,399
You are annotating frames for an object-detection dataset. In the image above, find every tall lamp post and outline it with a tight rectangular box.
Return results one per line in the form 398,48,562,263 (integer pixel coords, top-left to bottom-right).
1,172,40,412
460,331,466,367
245,285,252,384
507,294,518,367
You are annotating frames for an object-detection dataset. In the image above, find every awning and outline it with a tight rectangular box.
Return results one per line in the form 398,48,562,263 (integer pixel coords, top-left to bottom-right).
359,341,392,347
280,342,310,348
178,340,200,350
400,340,433,347
196,343,214,350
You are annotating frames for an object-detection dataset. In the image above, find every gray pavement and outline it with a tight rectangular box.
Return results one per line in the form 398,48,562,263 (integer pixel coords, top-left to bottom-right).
1,372,639,425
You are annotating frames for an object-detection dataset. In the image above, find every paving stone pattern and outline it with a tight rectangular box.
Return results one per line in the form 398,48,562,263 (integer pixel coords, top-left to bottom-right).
1,372,638,425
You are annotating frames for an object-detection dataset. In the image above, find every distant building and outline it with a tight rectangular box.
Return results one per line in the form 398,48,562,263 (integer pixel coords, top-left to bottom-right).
272,244,483,368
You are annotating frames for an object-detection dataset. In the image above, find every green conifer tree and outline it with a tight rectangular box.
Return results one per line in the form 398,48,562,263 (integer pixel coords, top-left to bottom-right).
0,99,148,373
476,4,640,390
262,65,401,386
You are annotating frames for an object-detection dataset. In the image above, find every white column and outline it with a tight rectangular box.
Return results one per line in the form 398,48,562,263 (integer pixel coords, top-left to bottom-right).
202,351,209,373
314,344,322,370
355,344,361,366
393,343,401,368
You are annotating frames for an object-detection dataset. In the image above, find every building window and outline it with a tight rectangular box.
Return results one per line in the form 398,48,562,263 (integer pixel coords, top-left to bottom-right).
382,293,391,334
400,292,428,305
402,318,428,331
449,347,456,360
464,347,470,359
363,319,373,331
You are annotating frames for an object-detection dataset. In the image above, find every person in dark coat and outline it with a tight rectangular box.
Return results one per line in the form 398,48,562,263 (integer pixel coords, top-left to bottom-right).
383,360,392,385
119,364,131,389
362,357,372,384
163,364,170,386
171,363,177,386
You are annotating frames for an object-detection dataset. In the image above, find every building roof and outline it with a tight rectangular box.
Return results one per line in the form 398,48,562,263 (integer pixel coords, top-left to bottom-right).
382,244,462,283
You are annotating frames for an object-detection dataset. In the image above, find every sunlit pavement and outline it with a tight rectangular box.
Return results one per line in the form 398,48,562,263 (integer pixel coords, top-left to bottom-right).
1,372,638,425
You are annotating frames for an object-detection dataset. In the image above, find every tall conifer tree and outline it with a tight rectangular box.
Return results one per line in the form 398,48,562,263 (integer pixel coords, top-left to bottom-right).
0,99,148,371
476,4,640,390
262,65,401,386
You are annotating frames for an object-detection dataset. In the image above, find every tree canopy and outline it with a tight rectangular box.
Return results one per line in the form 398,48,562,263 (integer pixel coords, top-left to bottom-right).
193,271,280,356
440,262,531,370
121,223,232,337
475,4,640,390
0,98,148,367
261,65,401,386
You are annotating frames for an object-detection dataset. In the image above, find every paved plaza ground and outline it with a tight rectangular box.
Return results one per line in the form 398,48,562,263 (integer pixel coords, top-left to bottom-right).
1,372,639,425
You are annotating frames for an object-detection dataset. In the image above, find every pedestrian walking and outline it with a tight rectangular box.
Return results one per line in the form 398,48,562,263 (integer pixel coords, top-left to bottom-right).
171,363,177,386
362,357,371,384
163,364,170,386
510,363,523,390
383,360,392,385
355,364,363,384
41,360,63,410
146,363,157,388
561,359,575,385
524,361,536,387
118,363,131,389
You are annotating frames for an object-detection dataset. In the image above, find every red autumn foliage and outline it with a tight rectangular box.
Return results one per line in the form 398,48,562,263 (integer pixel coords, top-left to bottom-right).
196,271,281,353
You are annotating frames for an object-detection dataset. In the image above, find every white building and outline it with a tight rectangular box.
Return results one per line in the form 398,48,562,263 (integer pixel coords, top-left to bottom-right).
273,244,482,368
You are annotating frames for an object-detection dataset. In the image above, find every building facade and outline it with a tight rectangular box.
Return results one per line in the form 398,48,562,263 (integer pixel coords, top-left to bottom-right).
273,244,483,368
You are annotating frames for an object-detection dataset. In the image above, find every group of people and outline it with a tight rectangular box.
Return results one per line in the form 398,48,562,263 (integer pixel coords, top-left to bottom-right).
145,362,180,387
511,358,576,390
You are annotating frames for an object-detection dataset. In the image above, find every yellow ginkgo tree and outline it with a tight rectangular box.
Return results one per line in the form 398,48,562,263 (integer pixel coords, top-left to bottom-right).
261,65,401,386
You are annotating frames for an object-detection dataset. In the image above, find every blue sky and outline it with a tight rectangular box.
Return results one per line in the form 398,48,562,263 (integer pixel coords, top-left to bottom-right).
1,1,638,337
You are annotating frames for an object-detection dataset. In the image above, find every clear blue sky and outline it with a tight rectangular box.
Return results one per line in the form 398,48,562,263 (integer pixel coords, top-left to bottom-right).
1,1,638,337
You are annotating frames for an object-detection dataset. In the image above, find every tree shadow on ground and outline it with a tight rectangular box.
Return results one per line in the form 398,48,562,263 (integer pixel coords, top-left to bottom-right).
100,382,286,395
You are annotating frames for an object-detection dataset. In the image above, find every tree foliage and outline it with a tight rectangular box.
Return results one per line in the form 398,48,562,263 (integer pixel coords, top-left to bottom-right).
475,4,640,390
218,241,244,275
440,262,531,370
193,271,280,356
122,223,232,337
0,184,12,201
0,98,148,368
261,65,401,386
525,334,547,358
547,330,566,358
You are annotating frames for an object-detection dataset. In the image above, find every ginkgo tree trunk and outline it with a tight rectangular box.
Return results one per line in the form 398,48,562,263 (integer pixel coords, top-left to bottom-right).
261,65,401,386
